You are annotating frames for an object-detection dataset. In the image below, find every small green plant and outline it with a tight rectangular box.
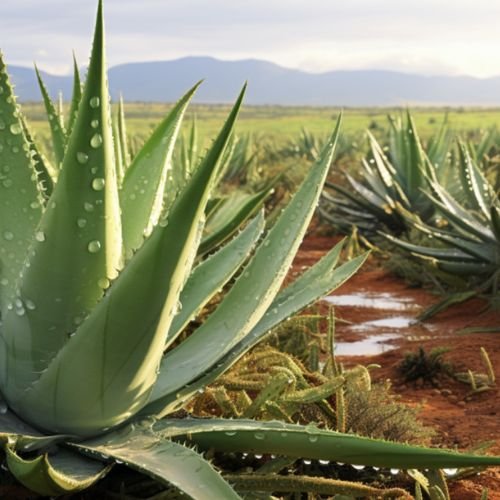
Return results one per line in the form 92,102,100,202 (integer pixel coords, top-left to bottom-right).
399,347,453,385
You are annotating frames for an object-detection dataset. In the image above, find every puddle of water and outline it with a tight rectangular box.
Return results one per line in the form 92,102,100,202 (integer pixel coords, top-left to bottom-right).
323,293,417,311
351,316,414,330
335,333,401,356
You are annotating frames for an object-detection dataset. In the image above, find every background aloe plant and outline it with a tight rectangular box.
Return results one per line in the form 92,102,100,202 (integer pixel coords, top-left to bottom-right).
320,111,452,237
1,2,500,498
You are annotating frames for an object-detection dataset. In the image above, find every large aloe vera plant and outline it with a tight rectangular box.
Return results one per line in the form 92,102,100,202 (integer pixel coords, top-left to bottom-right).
0,3,499,497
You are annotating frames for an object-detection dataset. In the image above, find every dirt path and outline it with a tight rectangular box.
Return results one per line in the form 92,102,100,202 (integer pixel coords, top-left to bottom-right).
293,233,500,499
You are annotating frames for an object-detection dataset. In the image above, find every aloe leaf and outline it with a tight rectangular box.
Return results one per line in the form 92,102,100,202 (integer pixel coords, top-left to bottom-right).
20,116,55,199
166,212,265,347
0,54,44,306
153,418,500,469
112,115,125,185
5,446,109,497
199,187,272,255
146,243,366,417
457,141,493,218
67,53,82,136
425,185,496,243
1,0,123,401
381,234,479,263
117,94,131,169
74,424,240,500
34,65,67,165
17,87,245,435
0,404,67,452
120,82,200,255
147,117,342,406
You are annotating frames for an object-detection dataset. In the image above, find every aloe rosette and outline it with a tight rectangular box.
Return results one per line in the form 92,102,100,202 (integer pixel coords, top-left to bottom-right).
0,3,499,498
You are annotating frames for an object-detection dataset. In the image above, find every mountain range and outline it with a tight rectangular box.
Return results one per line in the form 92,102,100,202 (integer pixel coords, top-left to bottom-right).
8,56,500,106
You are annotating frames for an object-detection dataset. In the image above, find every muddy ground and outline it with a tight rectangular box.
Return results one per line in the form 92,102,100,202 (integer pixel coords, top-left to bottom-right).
293,233,500,499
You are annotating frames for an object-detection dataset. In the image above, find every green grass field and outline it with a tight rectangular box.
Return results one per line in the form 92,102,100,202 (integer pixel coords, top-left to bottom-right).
22,102,500,150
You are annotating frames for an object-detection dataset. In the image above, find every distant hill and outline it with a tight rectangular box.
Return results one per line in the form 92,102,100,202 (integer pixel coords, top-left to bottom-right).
8,56,500,106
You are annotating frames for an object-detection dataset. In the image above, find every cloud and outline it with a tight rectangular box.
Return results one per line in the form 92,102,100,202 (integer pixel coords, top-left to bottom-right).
1,0,499,77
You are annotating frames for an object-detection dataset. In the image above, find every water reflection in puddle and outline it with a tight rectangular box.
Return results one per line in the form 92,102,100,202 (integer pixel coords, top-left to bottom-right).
335,333,401,356
323,293,417,311
324,291,433,356
351,316,415,329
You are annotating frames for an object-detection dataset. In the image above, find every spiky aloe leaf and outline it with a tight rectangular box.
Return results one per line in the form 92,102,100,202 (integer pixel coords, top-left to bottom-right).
1,0,123,404
20,116,56,198
15,88,245,435
67,53,82,136
147,117,342,406
73,424,240,500
166,212,265,347
457,141,493,218
5,447,109,497
0,54,43,306
199,187,272,255
120,82,200,255
153,418,500,470
34,66,66,165
146,246,367,416
117,94,131,169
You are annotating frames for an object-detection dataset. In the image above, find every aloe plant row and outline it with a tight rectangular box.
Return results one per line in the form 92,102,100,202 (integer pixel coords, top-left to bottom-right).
0,3,499,498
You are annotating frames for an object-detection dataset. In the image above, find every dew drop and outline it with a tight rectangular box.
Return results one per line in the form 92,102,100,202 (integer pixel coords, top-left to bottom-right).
3,231,13,241
319,459,330,465
224,431,237,437
444,468,458,476
0,278,8,286
25,299,36,310
89,96,100,108
35,231,45,242
390,468,400,475
9,123,22,135
352,464,365,470
77,218,87,228
98,278,110,289
91,119,99,129
303,459,312,465
2,179,13,188
77,152,89,164
87,240,101,253
308,435,318,443
254,432,265,440
90,133,103,148
84,202,94,212
92,177,105,191
255,454,263,459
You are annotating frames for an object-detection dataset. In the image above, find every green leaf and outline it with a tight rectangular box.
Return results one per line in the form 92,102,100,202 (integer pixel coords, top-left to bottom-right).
5,446,109,497
75,422,240,499
17,87,246,435
166,212,265,347
0,54,44,307
120,82,200,255
1,0,123,405
147,116,342,407
20,116,56,199
154,418,500,469
67,53,82,136
117,94,131,169
200,187,272,255
35,65,67,166
146,245,367,416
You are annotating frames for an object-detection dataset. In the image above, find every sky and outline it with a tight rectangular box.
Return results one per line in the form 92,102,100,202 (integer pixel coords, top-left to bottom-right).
1,0,499,78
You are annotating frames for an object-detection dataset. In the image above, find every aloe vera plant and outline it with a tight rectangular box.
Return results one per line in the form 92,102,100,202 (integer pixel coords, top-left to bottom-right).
385,140,500,286
320,111,452,237
0,3,500,498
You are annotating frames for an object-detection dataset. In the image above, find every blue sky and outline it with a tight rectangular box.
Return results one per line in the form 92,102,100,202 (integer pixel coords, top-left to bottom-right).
1,0,499,77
